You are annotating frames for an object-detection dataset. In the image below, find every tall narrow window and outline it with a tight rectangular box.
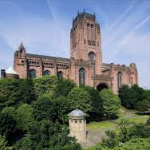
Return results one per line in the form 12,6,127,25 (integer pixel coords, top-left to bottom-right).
91,24,94,40
87,23,90,39
117,72,122,89
44,70,50,76
79,68,85,86
57,71,63,78
131,77,134,85
29,69,36,78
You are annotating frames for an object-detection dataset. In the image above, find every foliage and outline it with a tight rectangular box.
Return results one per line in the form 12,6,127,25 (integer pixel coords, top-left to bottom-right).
96,119,150,150
16,104,33,131
33,76,58,99
135,99,150,111
52,96,70,124
118,85,137,109
100,89,121,119
147,117,150,125
119,85,149,110
0,78,35,110
113,138,150,150
67,87,92,114
32,95,57,122
83,86,103,121
54,78,76,98
14,120,82,150
2,106,16,119
0,113,17,144
0,135,12,150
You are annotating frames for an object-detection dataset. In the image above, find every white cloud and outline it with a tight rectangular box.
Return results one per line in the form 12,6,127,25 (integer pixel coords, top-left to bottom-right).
0,16,71,58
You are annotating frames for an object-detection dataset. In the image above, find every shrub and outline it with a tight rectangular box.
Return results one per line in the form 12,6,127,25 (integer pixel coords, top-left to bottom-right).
67,87,92,114
100,89,121,119
135,99,150,111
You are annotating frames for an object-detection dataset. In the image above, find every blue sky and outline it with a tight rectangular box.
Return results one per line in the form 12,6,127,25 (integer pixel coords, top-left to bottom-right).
0,0,150,88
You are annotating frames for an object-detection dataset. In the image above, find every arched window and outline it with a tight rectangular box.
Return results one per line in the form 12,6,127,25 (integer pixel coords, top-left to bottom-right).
88,51,95,62
79,68,85,86
117,72,122,89
57,71,63,78
44,70,50,76
29,69,36,78
131,77,134,85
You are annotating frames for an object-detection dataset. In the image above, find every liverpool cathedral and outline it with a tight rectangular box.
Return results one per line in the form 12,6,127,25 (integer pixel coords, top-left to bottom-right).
1,12,138,93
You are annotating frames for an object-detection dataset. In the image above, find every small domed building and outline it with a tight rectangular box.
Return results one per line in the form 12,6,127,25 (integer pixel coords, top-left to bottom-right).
68,109,87,142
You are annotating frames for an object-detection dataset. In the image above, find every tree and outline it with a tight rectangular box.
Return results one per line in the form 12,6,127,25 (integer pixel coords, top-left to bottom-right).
54,78,76,98
118,85,137,109
14,120,81,150
52,96,70,124
113,138,150,150
67,87,92,114
119,85,148,110
16,104,33,131
2,106,16,119
0,135,12,150
100,89,121,119
0,113,17,144
33,76,58,99
32,95,57,122
135,99,150,111
83,86,103,121
0,78,35,110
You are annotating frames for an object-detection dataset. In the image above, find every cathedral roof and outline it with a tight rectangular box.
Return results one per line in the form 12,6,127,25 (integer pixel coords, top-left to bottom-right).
6,67,18,75
26,53,70,62
68,109,86,117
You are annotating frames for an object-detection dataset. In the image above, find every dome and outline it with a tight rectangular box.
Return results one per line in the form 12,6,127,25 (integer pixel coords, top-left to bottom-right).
6,67,18,75
68,109,86,117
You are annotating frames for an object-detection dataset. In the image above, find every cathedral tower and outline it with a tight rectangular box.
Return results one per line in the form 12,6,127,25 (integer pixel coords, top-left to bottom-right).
70,11,102,75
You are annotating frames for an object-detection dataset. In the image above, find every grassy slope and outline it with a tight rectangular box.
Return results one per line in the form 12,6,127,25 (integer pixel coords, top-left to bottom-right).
85,107,149,150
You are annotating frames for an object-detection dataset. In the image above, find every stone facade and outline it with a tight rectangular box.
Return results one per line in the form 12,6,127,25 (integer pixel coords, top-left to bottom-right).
68,109,87,142
13,11,138,93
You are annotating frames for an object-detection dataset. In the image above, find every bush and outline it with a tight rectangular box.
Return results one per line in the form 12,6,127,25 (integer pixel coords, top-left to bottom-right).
135,99,150,111
119,85,148,110
14,120,82,150
0,78,35,110
100,89,121,119
67,87,92,114
83,86,103,121
113,138,150,150
0,113,17,144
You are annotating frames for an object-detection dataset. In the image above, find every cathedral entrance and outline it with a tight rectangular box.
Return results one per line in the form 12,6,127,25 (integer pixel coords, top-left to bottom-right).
97,83,109,91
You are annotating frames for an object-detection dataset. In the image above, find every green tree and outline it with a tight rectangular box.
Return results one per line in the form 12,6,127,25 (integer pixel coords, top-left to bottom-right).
0,78,35,110
33,76,58,99
83,86,103,121
53,96,70,124
54,78,76,98
135,99,150,111
14,120,81,150
0,135,12,150
118,85,137,109
100,89,121,119
119,85,148,110
16,104,33,131
0,113,17,144
2,106,16,119
113,138,150,150
32,95,57,122
67,87,92,114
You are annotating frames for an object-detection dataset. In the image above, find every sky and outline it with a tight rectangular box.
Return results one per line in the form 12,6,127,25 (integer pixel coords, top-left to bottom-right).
0,0,150,89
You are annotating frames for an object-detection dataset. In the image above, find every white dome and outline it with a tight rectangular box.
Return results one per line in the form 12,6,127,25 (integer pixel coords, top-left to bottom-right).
69,109,86,117
6,67,18,75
